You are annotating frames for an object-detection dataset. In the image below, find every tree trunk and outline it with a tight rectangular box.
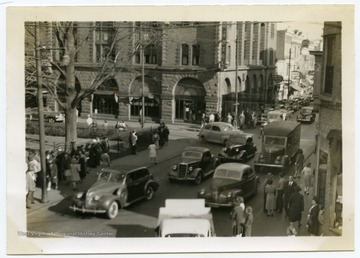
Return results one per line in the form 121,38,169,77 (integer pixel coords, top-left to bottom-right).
65,102,77,153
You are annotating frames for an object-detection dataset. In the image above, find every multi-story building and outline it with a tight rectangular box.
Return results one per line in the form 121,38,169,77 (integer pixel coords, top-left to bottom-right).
315,21,342,236
25,21,277,124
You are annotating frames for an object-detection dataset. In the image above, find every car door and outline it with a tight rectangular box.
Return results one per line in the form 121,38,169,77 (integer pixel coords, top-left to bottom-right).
201,151,214,176
132,169,150,199
125,172,138,202
209,125,221,143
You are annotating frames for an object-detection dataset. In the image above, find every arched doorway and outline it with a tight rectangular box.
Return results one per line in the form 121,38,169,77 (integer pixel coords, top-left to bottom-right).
175,77,206,124
129,76,160,121
93,78,119,118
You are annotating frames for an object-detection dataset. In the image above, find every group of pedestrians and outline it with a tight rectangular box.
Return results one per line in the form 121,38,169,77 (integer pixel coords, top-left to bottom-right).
147,122,170,165
230,196,254,237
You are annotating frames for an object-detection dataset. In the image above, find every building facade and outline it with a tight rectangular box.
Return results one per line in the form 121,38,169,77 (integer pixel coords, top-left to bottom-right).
315,21,342,236
26,21,277,124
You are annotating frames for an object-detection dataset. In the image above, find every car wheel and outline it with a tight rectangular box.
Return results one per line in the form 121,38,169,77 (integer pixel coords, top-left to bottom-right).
194,173,203,185
106,201,119,219
145,186,154,200
48,118,55,123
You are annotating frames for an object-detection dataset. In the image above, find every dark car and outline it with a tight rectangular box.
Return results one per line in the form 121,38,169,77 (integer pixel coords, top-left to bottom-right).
198,163,260,208
70,167,159,219
168,147,215,185
215,133,257,166
297,106,316,123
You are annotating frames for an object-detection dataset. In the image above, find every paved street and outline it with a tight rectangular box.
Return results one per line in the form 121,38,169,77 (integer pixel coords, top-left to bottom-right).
26,116,318,238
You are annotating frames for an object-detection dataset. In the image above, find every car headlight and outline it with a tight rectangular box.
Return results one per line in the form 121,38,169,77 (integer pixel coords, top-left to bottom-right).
275,156,282,164
188,166,193,172
93,195,101,201
76,192,84,198
227,192,233,198
199,188,205,195
173,165,177,171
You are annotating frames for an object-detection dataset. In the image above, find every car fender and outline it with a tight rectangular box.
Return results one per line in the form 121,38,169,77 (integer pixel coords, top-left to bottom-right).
144,180,160,192
191,168,202,178
97,194,120,211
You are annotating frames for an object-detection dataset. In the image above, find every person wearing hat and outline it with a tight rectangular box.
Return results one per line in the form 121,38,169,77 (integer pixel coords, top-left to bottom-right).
288,185,304,229
262,172,273,213
307,196,320,236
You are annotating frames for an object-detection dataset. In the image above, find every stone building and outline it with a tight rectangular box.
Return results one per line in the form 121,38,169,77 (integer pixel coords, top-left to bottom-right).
315,21,342,236
26,21,277,124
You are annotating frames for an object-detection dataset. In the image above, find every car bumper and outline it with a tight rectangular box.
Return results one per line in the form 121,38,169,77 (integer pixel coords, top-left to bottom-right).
168,176,195,181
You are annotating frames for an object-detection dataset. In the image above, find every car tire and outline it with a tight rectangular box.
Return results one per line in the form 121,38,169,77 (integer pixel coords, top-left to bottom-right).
145,186,154,200
106,201,119,219
194,173,203,185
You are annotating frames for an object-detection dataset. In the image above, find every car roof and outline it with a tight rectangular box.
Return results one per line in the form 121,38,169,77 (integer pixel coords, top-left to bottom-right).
101,167,148,175
183,147,211,153
264,121,300,136
206,122,233,127
216,162,251,171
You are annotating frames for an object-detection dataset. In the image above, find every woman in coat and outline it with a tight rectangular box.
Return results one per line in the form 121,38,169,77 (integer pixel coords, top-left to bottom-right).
288,186,304,229
265,179,276,216
307,196,320,236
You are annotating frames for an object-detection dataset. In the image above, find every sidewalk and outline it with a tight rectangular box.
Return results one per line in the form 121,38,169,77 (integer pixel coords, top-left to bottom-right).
26,135,195,214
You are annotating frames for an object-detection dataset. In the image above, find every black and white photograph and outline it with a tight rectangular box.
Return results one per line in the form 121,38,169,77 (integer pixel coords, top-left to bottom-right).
3,2,358,257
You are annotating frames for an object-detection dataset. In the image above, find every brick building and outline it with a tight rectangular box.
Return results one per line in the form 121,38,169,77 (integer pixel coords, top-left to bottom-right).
25,21,277,124
314,21,342,236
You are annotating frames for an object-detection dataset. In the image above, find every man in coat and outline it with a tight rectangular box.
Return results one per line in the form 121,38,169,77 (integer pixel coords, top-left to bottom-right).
283,175,298,216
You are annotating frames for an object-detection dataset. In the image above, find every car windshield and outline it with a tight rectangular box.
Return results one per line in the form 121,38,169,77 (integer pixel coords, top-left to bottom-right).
214,169,241,180
98,171,125,182
264,136,286,146
165,234,205,237
182,151,202,159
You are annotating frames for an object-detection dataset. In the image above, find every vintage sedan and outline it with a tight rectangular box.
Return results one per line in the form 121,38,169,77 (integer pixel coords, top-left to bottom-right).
168,147,215,185
198,163,260,208
198,122,244,146
215,133,257,166
70,167,159,219
297,106,316,123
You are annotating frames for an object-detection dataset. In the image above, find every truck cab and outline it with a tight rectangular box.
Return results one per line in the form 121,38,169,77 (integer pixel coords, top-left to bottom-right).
254,121,301,173
155,199,216,237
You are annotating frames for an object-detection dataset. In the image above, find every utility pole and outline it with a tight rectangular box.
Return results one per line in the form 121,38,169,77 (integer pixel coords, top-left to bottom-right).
141,40,145,129
234,34,239,129
288,47,292,98
35,22,48,203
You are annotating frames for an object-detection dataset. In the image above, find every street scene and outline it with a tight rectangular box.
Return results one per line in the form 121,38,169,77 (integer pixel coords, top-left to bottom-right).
21,19,344,241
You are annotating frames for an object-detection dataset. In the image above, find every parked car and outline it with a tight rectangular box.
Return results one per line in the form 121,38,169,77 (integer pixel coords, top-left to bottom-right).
215,133,257,166
198,122,244,146
70,167,159,219
297,106,316,123
256,113,268,127
26,107,65,123
168,147,215,185
198,163,260,208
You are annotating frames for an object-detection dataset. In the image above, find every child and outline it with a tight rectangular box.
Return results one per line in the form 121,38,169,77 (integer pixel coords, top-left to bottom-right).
245,206,254,237
286,222,298,236
148,142,157,165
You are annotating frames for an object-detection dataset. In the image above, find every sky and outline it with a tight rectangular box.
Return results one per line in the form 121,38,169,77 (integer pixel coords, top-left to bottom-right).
277,21,324,40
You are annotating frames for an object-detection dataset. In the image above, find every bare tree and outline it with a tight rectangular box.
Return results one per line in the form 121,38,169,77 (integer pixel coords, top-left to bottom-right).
25,21,158,151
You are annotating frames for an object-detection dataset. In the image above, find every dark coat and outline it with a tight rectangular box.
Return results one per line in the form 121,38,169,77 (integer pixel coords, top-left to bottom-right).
308,204,320,235
288,191,304,222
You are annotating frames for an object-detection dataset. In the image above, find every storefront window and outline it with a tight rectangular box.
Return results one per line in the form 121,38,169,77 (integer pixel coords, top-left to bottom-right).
130,97,159,118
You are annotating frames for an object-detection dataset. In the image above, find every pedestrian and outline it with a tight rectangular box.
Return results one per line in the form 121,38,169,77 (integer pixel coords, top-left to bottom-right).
244,206,254,237
262,172,273,212
230,196,246,236
148,141,158,165
100,151,111,167
302,162,313,195
163,123,170,146
158,122,166,148
152,130,160,150
318,204,325,236
288,186,304,229
27,152,41,186
45,150,52,191
283,175,298,216
275,172,286,213
239,111,245,129
265,179,276,216
294,149,304,178
49,152,58,190
201,113,206,129
209,113,215,123
307,196,320,236
62,153,72,184
286,222,298,236
86,114,93,127
130,130,138,154
70,157,81,191
227,113,233,125
78,149,87,180
26,164,37,209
